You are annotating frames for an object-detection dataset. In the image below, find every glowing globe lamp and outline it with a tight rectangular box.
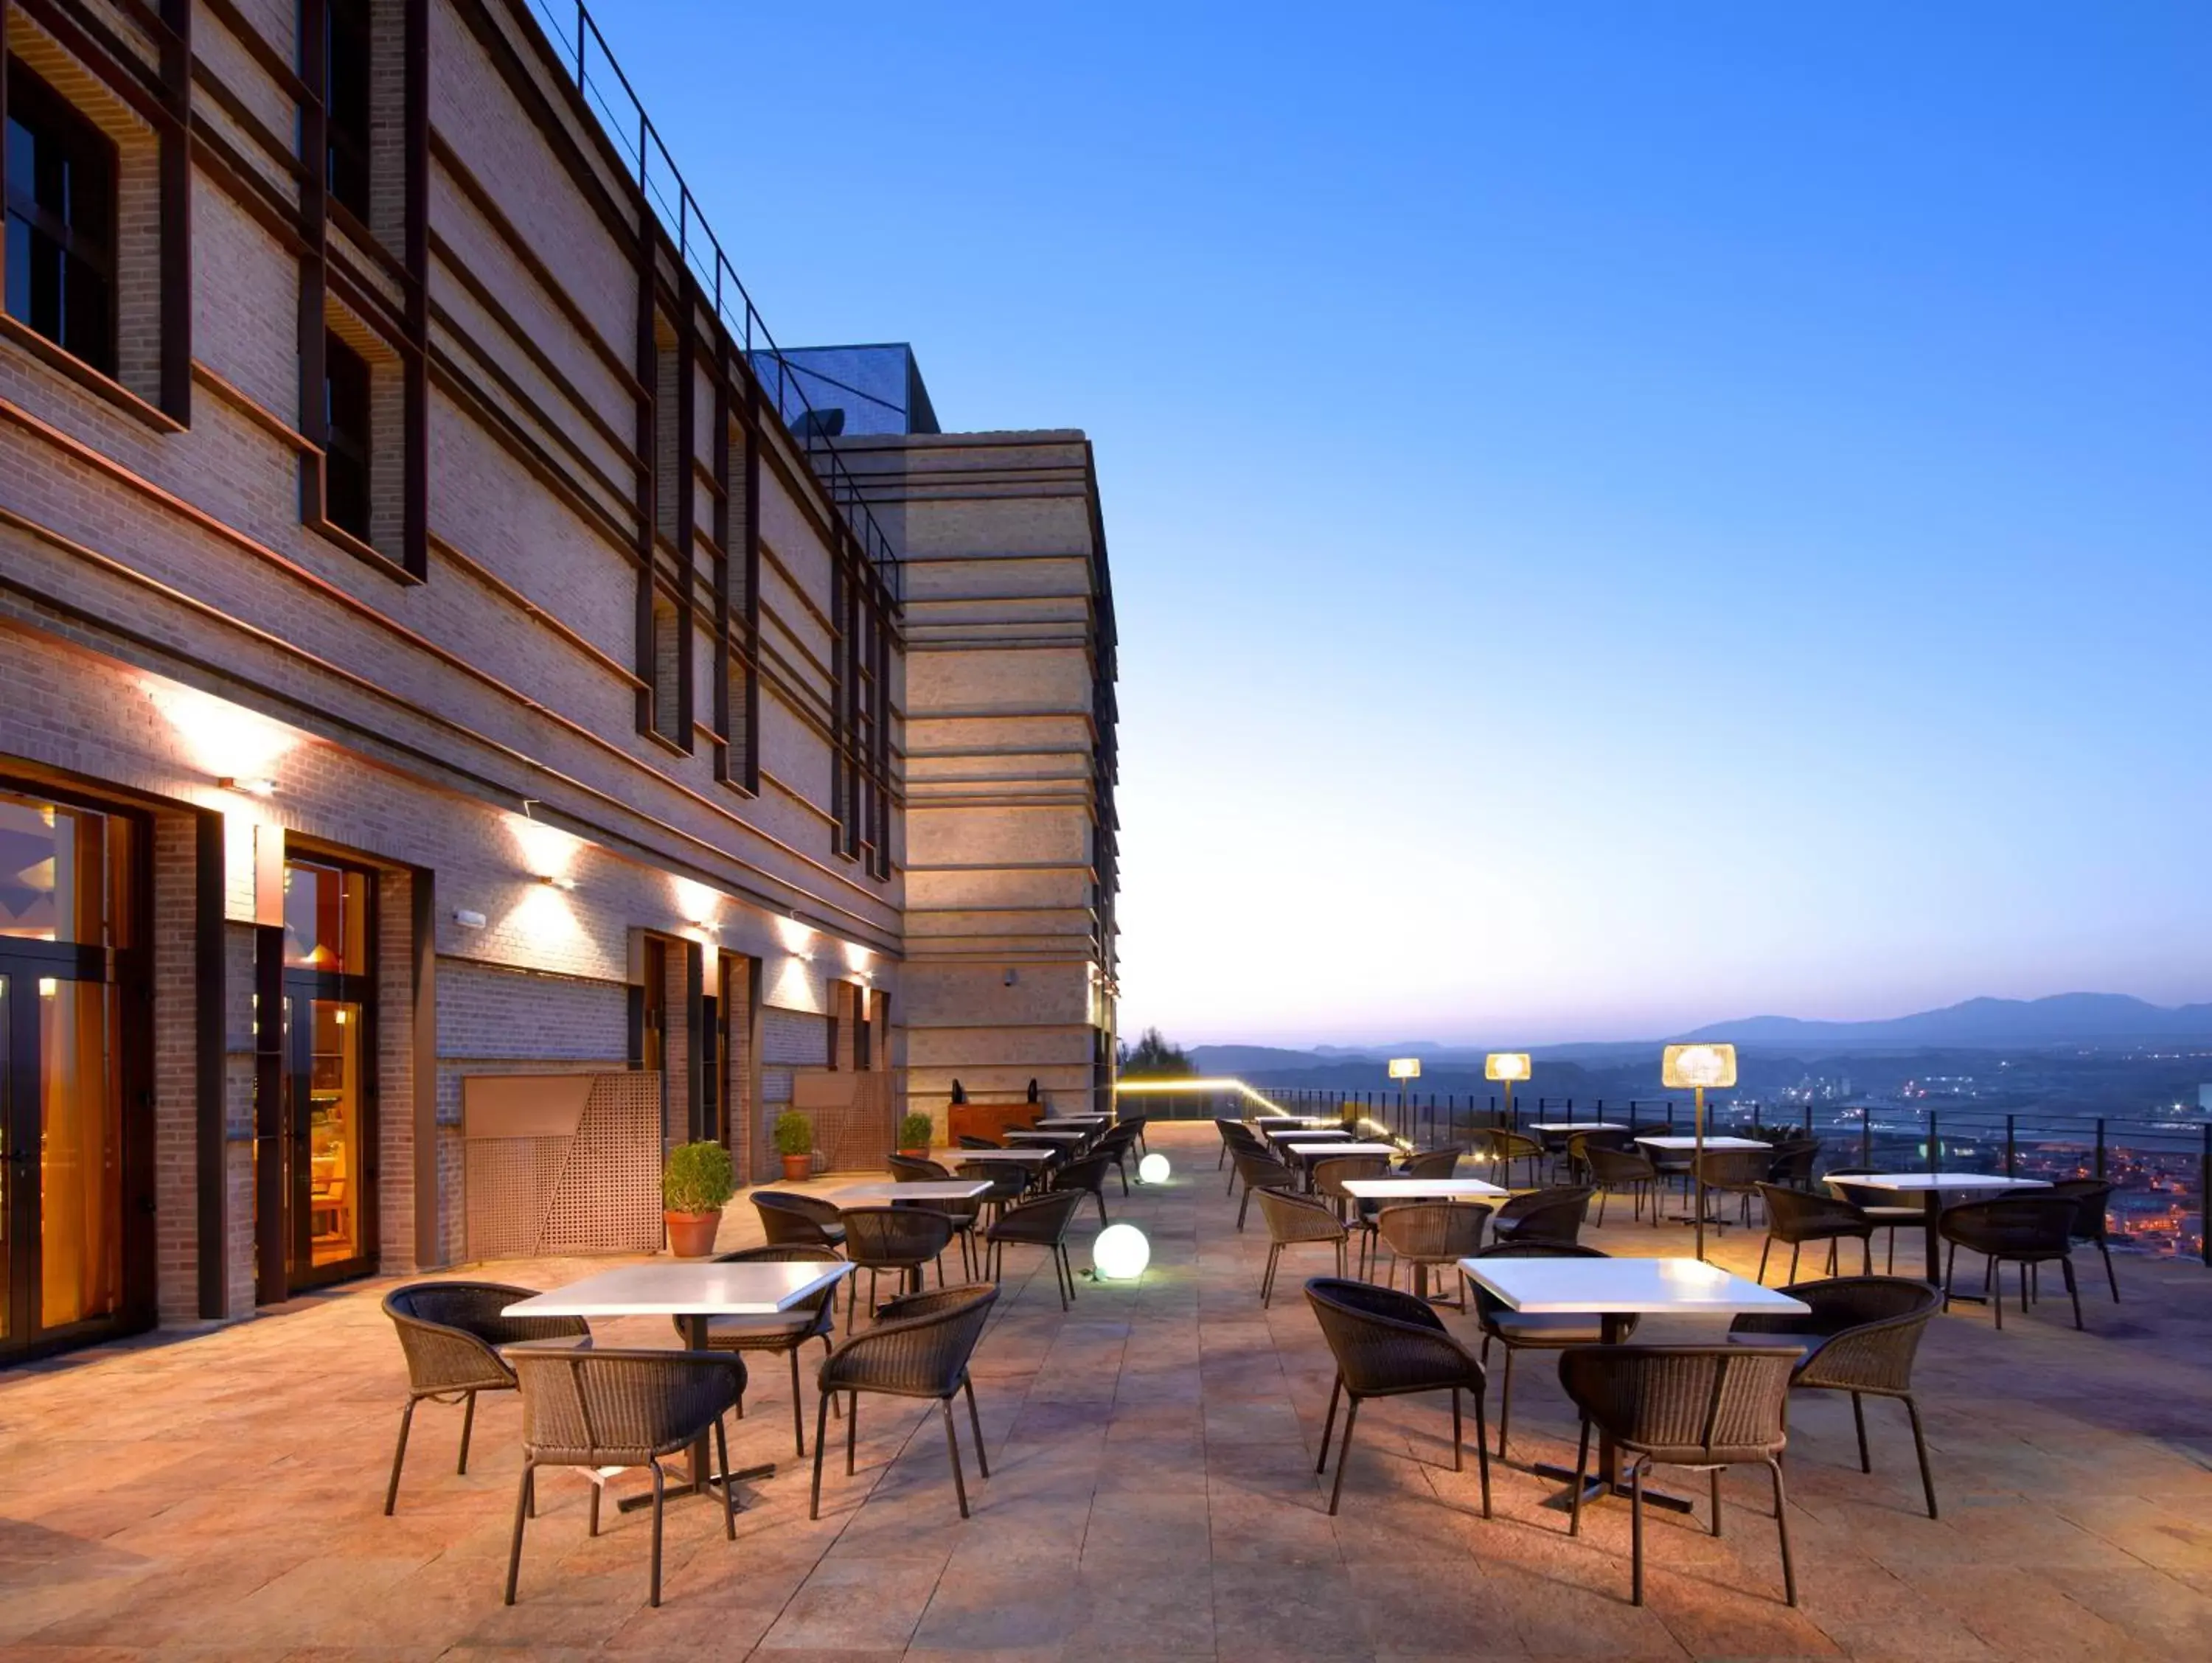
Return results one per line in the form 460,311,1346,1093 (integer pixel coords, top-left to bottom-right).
1093,1223,1150,1280
1138,1151,1170,1184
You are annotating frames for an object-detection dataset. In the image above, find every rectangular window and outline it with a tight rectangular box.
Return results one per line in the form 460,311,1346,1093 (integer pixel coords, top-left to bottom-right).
324,0,372,222
4,63,116,377
650,588,684,746
324,330,372,543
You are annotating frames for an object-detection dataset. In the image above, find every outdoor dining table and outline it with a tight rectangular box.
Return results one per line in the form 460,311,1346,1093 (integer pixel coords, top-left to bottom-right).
1034,1116,1107,1129
825,1179,994,1207
1633,1134,1772,1152
1457,1254,1809,1512
503,1258,854,1509
1339,1176,1509,1202
1006,1129,1088,1143
939,1146,1054,1165
1528,1121,1627,1133
1281,1140,1399,1160
1822,1171,2050,1284
1265,1125,1351,1148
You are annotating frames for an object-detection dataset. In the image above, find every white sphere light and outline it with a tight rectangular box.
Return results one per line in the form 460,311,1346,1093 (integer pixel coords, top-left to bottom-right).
1093,1223,1150,1280
1138,1151,1170,1184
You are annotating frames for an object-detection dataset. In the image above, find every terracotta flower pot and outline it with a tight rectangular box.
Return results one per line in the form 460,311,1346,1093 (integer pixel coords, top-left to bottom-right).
780,1153,813,1183
897,1146,929,1160
664,1210,720,1258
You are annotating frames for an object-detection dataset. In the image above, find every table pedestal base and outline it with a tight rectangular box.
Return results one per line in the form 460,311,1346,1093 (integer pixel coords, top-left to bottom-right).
615,1459,775,1513
1531,1460,1697,1514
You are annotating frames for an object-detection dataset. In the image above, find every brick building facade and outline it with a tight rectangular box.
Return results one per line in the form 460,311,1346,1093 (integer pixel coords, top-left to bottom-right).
0,0,1116,1363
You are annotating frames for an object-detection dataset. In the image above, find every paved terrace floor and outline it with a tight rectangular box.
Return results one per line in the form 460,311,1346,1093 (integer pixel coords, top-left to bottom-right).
3,1122,2211,1662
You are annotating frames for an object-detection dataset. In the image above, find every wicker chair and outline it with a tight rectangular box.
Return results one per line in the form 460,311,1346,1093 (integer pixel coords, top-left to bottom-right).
1397,1146,1464,1180
1559,1344,1801,1607
1096,1120,1142,1193
1756,1183,1874,1286
667,1246,843,1459
1214,1117,1246,1170
840,1206,956,1325
2041,1178,2120,1302
380,1280,591,1515
890,1157,981,1280
984,1189,1086,1310
1823,1169,1925,1275
1731,1275,1941,1518
1231,1147,1301,1231
958,1158,1028,1228
1467,1242,1631,1462
957,1134,1002,1150
502,1344,744,1608
1119,1113,1150,1156
1765,1137,1822,1190
1581,1143,1660,1227
1313,1154,1391,1273
1480,1128,1546,1188
811,1283,998,1521
1938,1196,2084,1329
1488,1186,1593,1247
1305,1278,1492,1517
1374,1201,1492,1304
1221,1122,1265,1193
890,1154,953,1182
1051,1152,1114,1228
752,1190,847,1250
1255,1188,1348,1307
1692,1149,1771,1230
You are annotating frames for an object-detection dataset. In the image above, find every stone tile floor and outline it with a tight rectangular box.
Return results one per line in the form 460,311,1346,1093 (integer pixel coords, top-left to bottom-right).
2,1121,2210,1660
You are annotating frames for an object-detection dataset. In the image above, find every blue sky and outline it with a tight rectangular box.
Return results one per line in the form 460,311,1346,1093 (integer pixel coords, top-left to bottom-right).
591,1,2212,1045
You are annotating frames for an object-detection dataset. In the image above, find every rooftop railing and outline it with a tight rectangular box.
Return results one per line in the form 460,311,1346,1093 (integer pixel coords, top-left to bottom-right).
521,0,903,603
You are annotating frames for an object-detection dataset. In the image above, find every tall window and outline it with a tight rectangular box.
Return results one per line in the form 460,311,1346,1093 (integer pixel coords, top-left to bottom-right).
324,0,372,221
324,331,372,541
4,63,117,375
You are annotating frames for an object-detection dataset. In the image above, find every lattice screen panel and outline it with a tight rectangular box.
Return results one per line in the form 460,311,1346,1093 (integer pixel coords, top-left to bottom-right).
462,1072,664,1259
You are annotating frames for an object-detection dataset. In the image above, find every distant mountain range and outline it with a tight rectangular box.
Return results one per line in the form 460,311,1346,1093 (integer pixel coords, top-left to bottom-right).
1190,994,2212,1075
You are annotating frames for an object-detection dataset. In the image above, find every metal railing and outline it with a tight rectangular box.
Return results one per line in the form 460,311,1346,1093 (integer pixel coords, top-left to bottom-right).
521,0,902,602
1124,1078,2212,1265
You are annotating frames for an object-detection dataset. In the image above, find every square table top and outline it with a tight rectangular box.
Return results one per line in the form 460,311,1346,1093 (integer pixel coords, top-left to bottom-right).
1005,1129,1088,1142
1458,1255,1810,1319
1283,1141,1402,1159
1267,1125,1351,1140
503,1260,852,1319
1034,1117,1107,1129
1340,1176,1509,1200
1824,1172,2050,1194
826,1180,992,1205
1635,1134,1773,1151
1528,1121,1626,1133
936,1146,1053,1165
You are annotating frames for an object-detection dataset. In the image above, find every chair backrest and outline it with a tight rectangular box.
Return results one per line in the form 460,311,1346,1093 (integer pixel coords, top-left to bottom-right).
1397,1146,1464,1180
753,1191,841,1246
822,1283,999,1398
957,1134,1002,1150
841,1204,955,1266
1693,1148,1770,1188
890,1154,952,1182
383,1280,588,1392
1304,1277,1467,1395
508,1345,743,1463
1582,1143,1657,1185
1375,1200,1491,1261
957,1160,1027,1202
1312,1154,1391,1200
1052,1153,1113,1196
1939,1196,2079,1257
1232,1147,1298,1193
2038,1178,2113,1242
1765,1138,1821,1186
1466,1241,1607,1327
1557,1345,1796,1462
1758,1182,1867,1240
1489,1129,1543,1162
1762,1275,1938,1392
1256,1187,1347,1246
1494,1186,1593,1244
987,1186,1086,1244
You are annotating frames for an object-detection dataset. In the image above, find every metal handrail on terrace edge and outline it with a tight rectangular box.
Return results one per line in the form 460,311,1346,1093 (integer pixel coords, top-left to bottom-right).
520,0,902,604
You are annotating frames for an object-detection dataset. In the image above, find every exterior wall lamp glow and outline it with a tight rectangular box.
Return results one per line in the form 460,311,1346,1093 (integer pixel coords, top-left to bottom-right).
1661,1042,1738,1263
218,776,277,798
538,874,577,891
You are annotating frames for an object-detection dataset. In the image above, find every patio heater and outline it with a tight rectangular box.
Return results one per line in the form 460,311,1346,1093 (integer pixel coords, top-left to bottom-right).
1662,1042,1737,1263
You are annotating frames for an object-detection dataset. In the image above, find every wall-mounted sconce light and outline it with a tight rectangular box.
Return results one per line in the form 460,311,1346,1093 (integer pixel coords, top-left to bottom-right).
218,776,278,798
539,874,577,892
453,908,487,931
1003,968,1018,987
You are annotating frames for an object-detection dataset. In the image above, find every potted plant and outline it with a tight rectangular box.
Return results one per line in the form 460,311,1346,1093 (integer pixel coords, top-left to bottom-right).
773,1110,815,1183
662,1140,734,1258
897,1111,934,1160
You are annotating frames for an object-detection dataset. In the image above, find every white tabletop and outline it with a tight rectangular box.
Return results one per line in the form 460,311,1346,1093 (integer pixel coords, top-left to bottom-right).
1005,1129,1088,1142
1636,1135,1773,1151
1253,1115,1329,1125
1458,1255,1810,1319
503,1261,852,1319
1825,1172,2049,1194
1342,1176,1509,1199
938,1146,1054,1165
1529,1122,1626,1133
1284,1141,1401,1159
1035,1117,1106,1128
827,1180,992,1205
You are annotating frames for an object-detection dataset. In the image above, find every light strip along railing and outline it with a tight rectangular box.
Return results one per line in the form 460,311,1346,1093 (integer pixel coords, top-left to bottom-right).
523,0,902,604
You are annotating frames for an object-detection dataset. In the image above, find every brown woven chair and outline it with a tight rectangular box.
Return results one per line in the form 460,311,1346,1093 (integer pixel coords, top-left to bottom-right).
1313,1153,1391,1273
1305,1277,1492,1517
1374,1201,1492,1305
1255,1188,1348,1307
752,1190,847,1250
1938,1196,2084,1329
1119,1113,1150,1156
1731,1276,1941,1518
502,1345,744,1608
957,1133,1002,1150
1489,1185,1593,1247
1582,1143,1660,1227
841,1206,956,1325
1756,1183,1874,1285
1823,1169,1924,1275
1559,1344,1801,1607
958,1158,1028,1229
1051,1152,1114,1228
1397,1146,1464,1180
890,1158,981,1280
984,1188,1086,1310
1480,1128,1546,1188
1231,1147,1300,1231
1467,1242,1632,1462
1214,1117,1246,1171
2041,1178,2120,1302
380,1280,590,1515
680,1246,841,1458
1765,1137,1822,1190
1096,1120,1142,1193
1221,1122,1265,1193
811,1283,998,1520
1692,1149,1770,1230
889,1154,953,1182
